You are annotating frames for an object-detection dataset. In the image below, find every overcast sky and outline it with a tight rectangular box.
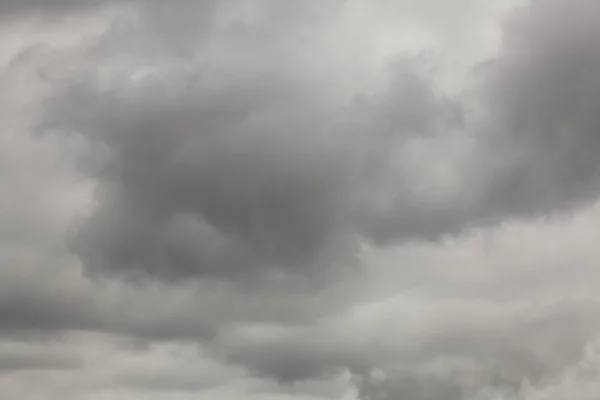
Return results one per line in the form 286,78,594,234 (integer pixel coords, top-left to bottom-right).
2,0,600,398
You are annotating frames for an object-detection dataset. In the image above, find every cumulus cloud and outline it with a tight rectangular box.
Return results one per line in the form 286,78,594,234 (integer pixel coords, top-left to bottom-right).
31,0,600,284
2,0,600,399
35,5,468,282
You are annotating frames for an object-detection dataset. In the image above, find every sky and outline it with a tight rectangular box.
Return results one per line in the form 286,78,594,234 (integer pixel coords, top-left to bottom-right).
2,0,600,398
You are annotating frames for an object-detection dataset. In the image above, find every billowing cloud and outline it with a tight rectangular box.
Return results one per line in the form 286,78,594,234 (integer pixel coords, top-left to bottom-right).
33,0,600,284
35,3,468,282
2,0,600,399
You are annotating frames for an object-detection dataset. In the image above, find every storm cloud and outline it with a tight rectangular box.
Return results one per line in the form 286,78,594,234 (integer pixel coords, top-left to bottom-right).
2,0,600,399
30,0,600,284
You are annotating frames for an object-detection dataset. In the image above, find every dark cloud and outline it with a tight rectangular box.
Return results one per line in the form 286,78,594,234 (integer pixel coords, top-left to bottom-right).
355,372,463,400
0,353,81,372
39,9,466,282
473,0,600,220
0,284,97,334
0,268,215,340
112,369,227,393
0,0,98,17
34,0,600,284
3,0,600,398
0,0,219,59
0,251,360,342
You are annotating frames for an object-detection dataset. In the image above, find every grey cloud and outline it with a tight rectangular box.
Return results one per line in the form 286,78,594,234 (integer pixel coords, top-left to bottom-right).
0,262,213,340
1,0,218,60
38,0,600,284
39,10,465,282
3,0,600,398
0,0,97,16
112,370,228,393
0,251,361,342
14,0,600,290
355,372,463,400
223,336,361,383
0,283,97,334
473,0,600,221
219,297,600,394
0,353,80,373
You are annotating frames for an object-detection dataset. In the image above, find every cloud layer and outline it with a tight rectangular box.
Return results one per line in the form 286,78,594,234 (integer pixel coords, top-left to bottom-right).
2,0,600,399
